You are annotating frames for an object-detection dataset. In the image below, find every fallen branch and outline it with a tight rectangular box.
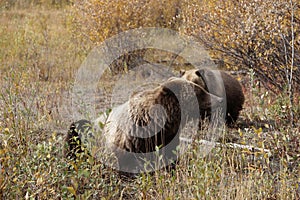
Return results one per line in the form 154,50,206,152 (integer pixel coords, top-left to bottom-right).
179,137,272,157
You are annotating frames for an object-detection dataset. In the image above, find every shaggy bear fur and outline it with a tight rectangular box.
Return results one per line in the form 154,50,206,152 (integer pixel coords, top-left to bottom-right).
103,77,223,174
66,77,223,175
180,69,245,124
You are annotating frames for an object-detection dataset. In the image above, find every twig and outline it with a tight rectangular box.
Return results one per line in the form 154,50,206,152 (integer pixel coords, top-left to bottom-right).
179,137,272,156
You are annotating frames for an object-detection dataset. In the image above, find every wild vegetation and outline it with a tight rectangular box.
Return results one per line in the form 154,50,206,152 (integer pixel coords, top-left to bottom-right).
0,0,299,199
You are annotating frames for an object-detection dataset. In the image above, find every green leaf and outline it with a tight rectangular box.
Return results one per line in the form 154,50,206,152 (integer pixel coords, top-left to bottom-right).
66,186,76,196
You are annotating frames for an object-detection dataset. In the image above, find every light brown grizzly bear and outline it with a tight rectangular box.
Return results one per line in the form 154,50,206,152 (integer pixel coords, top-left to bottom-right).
180,68,245,124
66,77,223,176
103,77,223,175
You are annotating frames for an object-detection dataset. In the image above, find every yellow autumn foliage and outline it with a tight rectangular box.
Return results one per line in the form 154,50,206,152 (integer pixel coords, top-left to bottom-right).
72,0,299,91
181,0,300,92
72,0,182,45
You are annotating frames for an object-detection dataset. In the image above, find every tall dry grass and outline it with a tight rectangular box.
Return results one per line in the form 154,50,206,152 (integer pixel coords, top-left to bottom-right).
0,2,299,199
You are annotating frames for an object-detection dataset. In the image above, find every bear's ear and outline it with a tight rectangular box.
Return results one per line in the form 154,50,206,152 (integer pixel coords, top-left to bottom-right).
179,70,186,77
159,85,172,97
195,69,204,77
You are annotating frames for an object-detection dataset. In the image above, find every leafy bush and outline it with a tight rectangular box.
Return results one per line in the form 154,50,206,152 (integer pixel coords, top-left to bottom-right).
73,0,299,91
181,0,300,92
71,0,182,73
72,0,181,44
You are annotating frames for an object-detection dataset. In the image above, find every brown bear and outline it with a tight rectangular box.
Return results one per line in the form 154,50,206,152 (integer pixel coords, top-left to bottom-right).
103,77,223,175
66,77,223,176
180,68,245,125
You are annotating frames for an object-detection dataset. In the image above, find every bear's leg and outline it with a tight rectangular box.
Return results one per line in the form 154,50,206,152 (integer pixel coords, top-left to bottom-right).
226,111,239,126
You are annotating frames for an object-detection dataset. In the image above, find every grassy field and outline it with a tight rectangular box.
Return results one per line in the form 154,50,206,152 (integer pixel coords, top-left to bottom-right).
0,4,299,199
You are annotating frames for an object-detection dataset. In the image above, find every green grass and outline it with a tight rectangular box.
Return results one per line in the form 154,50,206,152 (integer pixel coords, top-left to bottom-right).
0,4,299,199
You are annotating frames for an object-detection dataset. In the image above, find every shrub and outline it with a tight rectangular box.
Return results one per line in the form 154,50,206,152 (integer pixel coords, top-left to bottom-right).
182,0,300,91
71,0,182,73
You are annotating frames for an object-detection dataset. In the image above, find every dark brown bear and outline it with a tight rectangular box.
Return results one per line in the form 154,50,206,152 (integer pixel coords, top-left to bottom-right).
180,69,245,124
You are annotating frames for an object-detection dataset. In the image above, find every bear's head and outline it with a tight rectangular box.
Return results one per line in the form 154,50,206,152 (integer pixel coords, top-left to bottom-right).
179,69,225,98
161,77,223,118
179,69,206,89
